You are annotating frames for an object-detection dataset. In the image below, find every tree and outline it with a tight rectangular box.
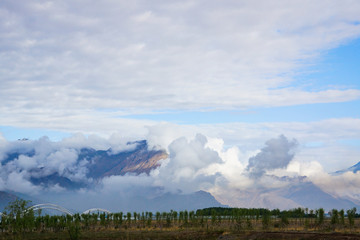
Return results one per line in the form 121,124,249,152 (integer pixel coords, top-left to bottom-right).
113,212,123,229
172,210,178,223
126,212,132,228
67,215,81,240
99,213,106,227
262,211,271,230
339,209,345,226
280,212,289,228
316,208,325,226
81,213,90,230
211,209,217,226
4,198,34,237
184,210,188,225
155,211,161,228
347,207,356,227
133,212,137,225
147,212,152,228
331,209,339,225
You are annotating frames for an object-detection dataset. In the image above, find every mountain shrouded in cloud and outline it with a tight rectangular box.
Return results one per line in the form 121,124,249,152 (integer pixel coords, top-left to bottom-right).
0,131,359,212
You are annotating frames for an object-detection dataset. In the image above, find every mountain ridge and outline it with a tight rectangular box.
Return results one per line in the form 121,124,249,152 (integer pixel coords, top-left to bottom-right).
333,161,360,175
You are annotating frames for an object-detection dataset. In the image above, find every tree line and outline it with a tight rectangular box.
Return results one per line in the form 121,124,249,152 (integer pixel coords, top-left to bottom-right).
1,199,359,239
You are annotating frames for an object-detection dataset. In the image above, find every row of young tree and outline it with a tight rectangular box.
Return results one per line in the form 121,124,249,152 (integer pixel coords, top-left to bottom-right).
198,207,358,230
1,199,359,239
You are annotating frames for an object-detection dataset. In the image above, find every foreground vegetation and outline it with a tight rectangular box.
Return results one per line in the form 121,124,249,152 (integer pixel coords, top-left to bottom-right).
1,199,360,239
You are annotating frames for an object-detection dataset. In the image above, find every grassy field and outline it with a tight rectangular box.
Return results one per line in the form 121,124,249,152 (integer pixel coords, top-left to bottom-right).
2,218,360,240
2,228,360,240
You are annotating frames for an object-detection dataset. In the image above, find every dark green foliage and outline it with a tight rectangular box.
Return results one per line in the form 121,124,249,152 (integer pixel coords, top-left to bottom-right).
331,209,339,225
3,198,34,237
126,212,132,226
67,219,81,240
198,207,269,218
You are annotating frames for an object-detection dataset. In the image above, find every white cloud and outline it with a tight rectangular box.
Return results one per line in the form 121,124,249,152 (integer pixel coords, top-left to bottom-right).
280,160,360,203
1,0,360,130
0,128,359,209
151,134,222,193
6,171,41,195
196,118,360,172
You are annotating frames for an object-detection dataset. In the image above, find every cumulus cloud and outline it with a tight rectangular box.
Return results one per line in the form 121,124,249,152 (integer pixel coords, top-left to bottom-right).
5,171,41,194
246,135,298,177
145,123,197,151
151,134,222,193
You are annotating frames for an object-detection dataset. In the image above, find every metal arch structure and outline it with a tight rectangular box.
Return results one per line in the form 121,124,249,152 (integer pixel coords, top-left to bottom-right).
27,203,74,216
82,208,112,215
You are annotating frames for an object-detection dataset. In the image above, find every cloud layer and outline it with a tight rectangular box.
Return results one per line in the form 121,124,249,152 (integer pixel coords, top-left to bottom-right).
1,129,359,210
1,0,360,129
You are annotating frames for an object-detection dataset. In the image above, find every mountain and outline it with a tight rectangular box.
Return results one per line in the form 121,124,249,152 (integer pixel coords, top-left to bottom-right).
333,161,360,175
150,190,226,212
84,140,167,178
232,176,360,211
0,140,225,212
278,181,358,210
2,140,168,190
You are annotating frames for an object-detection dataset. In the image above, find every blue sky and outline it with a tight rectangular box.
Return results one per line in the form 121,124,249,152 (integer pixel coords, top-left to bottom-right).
3,36,359,140
0,0,360,172
2,36,360,135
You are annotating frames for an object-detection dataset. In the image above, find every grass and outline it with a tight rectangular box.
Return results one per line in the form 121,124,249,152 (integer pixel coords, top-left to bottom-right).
2,218,360,239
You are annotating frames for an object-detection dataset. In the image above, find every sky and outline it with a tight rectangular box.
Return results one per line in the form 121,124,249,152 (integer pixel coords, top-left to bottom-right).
0,0,360,197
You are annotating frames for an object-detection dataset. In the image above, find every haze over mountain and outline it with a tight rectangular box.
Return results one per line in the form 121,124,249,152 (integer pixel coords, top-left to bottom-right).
0,136,227,212
0,134,359,213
